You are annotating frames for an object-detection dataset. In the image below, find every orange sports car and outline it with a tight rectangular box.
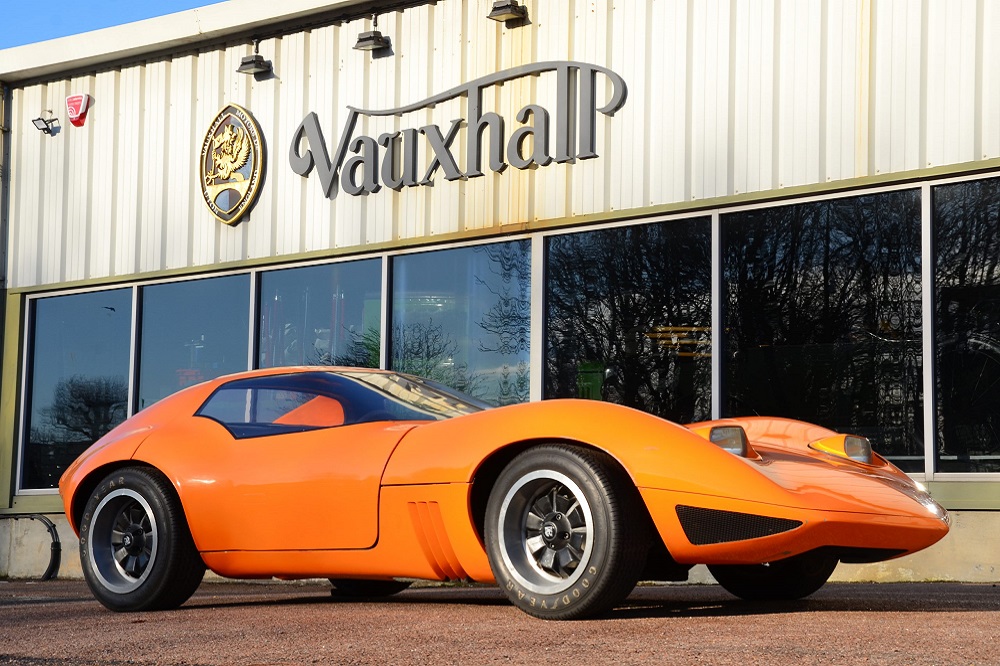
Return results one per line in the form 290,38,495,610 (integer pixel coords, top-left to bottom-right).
59,367,949,620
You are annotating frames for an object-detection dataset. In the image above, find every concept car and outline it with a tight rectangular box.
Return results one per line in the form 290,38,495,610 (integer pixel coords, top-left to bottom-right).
60,367,949,619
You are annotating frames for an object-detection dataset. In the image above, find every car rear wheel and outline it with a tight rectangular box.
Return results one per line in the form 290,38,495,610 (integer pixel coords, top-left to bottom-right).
329,579,412,598
708,550,838,601
79,467,205,612
484,444,648,620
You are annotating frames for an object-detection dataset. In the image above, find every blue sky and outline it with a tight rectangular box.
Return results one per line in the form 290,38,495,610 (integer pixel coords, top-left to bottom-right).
0,0,225,50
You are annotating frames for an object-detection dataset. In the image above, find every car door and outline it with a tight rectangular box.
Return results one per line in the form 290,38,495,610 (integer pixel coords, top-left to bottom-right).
171,379,417,552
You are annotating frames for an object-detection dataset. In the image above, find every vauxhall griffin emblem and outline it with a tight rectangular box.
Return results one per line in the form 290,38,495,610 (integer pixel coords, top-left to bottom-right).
200,104,265,225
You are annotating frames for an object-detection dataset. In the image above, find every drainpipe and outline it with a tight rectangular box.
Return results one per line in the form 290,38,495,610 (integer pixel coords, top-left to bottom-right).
0,83,9,518
0,81,8,419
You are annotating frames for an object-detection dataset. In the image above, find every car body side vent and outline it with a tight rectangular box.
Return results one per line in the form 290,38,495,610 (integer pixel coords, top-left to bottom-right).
676,505,803,545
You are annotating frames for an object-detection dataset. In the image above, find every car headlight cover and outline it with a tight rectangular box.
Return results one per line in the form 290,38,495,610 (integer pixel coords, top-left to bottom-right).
809,434,874,465
709,426,750,457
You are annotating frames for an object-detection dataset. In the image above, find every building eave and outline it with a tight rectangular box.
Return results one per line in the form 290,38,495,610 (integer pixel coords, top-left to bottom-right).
0,0,374,84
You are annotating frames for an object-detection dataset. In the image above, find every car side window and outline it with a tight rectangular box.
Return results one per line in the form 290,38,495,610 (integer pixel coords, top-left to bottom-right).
197,384,346,439
196,371,443,439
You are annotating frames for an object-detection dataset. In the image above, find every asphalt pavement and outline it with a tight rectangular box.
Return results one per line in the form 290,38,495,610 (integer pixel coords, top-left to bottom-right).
1,578,998,665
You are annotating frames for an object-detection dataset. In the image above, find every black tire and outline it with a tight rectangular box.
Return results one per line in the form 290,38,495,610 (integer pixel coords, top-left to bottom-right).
484,444,649,620
708,550,838,601
329,579,412,598
79,467,206,612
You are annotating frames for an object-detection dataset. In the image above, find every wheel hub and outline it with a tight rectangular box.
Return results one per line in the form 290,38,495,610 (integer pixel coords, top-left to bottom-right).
121,525,145,556
541,513,572,549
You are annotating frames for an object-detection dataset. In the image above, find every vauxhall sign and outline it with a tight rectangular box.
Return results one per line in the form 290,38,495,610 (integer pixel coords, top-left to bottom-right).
289,61,627,199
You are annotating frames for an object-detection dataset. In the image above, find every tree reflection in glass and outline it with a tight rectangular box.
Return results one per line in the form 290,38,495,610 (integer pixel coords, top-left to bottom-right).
138,275,250,410
722,191,923,471
391,241,531,406
259,259,382,369
544,219,712,423
934,178,1000,472
22,289,132,489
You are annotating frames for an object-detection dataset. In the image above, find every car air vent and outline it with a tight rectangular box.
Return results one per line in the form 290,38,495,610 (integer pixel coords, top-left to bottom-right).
676,505,803,545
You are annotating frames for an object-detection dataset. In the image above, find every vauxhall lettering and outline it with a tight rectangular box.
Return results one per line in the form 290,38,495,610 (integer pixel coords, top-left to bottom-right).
289,61,627,199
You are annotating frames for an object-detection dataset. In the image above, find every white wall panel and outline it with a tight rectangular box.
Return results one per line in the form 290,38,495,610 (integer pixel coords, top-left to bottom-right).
984,2,1000,160
776,0,822,188
138,61,167,273
733,0,775,195
165,56,196,270
9,0,1000,290
925,0,979,168
64,76,93,280
272,33,308,258
112,67,142,277
823,0,858,183
91,70,118,278
192,50,223,267
690,0,731,200
40,80,69,286
649,0,691,205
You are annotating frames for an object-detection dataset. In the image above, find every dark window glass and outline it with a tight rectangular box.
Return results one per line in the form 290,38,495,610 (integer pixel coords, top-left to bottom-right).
391,242,530,405
138,275,250,409
544,219,712,423
934,178,1000,472
197,370,487,438
258,260,382,369
21,289,132,490
722,192,923,471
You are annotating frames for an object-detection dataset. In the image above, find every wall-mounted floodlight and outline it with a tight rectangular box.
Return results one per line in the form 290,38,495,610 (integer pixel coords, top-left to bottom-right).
237,39,272,75
488,0,528,22
354,14,391,51
32,112,57,135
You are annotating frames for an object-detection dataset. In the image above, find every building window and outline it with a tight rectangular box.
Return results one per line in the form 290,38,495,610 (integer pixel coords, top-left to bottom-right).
544,219,712,423
934,177,1000,472
137,275,251,410
722,191,923,472
390,241,530,405
258,260,382,369
20,289,133,490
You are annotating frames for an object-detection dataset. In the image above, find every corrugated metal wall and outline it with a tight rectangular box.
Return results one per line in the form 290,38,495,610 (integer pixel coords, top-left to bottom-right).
6,0,1000,289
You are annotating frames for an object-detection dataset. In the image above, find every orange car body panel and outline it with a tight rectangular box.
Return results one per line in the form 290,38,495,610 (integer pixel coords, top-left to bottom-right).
59,367,949,585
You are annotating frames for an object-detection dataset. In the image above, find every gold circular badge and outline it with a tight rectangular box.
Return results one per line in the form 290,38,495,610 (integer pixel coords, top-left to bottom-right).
200,104,265,225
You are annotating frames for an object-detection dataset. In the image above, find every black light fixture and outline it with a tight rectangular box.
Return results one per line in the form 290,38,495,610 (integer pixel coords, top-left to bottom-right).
354,14,391,51
32,112,57,135
488,0,528,22
236,38,272,75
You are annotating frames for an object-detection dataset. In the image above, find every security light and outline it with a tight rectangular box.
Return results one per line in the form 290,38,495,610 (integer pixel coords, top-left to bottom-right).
488,0,528,22
354,15,390,51
237,39,272,75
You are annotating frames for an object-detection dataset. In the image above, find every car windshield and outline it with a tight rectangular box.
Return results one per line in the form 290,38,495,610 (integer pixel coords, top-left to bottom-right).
337,371,491,419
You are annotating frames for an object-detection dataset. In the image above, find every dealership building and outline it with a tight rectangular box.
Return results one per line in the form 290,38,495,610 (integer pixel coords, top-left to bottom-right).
2,0,999,580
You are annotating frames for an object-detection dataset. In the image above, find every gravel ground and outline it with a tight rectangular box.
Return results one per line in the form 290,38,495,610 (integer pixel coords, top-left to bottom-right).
1,579,998,665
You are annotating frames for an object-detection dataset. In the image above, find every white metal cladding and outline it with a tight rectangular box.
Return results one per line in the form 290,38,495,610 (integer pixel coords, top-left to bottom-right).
6,0,1000,289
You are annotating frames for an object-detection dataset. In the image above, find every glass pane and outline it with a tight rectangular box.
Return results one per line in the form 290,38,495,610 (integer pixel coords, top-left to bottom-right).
391,241,530,406
21,289,133,490
934,178,1000,472
259,259,382,368
544,219,712,423
138,275,250,409
722,192,923,472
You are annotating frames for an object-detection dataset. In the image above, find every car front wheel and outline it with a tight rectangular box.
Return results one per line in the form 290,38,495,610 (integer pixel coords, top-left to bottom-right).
79,467,205,612
484,444,648,620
